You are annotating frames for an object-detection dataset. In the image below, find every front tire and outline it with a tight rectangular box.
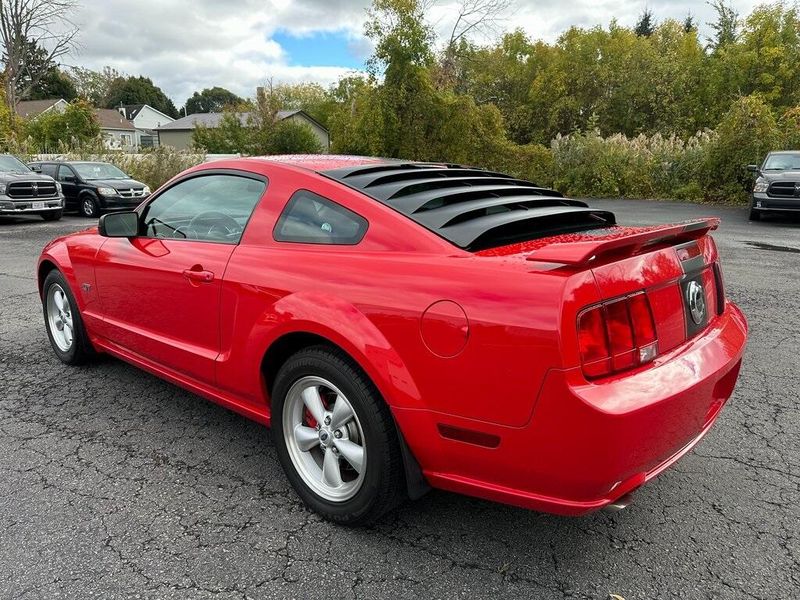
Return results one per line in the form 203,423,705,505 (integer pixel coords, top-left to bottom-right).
272,346,404,525
41,210,63,221
80,195,99,218
749,205,762,221
42,270,95,365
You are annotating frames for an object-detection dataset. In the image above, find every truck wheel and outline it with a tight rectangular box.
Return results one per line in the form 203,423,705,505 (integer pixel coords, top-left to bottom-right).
748,208,761,221
272,346,404,525
41,210,63,222
80,195,99,218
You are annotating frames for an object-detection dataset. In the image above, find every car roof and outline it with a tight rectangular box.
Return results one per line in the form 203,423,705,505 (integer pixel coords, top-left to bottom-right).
246,154,401,172
284,156,615,251
30,160,111,165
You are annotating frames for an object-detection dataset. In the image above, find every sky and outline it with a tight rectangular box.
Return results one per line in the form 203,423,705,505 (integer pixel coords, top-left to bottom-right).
63,0,761,107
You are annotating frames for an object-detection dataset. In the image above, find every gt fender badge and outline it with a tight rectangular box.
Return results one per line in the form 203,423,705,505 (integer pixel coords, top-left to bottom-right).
81,283,92,292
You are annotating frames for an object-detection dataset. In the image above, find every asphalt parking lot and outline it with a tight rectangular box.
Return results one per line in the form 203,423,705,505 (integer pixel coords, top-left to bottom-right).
1,200,798,600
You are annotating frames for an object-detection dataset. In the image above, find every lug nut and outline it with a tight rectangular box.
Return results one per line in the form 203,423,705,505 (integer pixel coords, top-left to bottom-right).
334,430,342,439
324,416,331,425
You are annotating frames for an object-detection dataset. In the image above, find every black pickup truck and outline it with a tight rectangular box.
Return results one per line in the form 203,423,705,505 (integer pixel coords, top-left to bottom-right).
0,154,64,221
748,151,800,220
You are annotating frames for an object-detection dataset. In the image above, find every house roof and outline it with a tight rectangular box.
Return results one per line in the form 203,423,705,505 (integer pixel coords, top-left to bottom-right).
156,109,324,132
94,108,136,131
119,104,175,123
15,98,67,118
119,104,146,120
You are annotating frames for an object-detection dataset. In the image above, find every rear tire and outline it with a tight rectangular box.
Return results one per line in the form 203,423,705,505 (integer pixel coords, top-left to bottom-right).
749,207,762,221
42,270,95,365
80,195,99,218
41,210,62,221
272,346,404,525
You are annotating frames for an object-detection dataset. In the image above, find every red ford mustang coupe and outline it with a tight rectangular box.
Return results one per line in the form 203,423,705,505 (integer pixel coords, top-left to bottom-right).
38,155,747,524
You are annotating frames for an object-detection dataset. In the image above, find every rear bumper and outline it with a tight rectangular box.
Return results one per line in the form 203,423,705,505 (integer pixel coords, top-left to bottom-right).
395,302,748,515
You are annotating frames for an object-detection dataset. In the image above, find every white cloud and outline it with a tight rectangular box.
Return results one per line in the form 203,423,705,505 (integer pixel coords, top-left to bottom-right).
61,0,760,106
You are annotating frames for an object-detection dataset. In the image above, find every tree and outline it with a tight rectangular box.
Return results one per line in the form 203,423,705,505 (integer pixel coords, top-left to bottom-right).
104,76,179,118
707,95,781,201
23,99,100,151
192,112,248,153
0,0,79,107
271,82,335,127
635,8,656,37
190,84,323,155
67,66,122,105
683,13,696,33
10,39,77,100
29,68,77,100
437,0,512,87
185,87,244,114
14,40,77,100
707,0,739,50
366,0,434,79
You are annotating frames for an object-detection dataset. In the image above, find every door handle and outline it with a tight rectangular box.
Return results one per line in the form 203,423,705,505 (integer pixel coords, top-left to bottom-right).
182,268,215,283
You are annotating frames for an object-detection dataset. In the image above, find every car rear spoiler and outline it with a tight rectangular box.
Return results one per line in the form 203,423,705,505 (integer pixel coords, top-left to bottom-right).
525,218,720,265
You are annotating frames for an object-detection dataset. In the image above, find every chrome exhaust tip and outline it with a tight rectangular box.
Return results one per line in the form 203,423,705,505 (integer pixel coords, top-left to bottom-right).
604,492,634,512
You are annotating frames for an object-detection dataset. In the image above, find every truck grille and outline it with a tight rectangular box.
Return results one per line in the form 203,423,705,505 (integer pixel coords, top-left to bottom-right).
7,181,58,199
767,181,799,198
117,188,146,198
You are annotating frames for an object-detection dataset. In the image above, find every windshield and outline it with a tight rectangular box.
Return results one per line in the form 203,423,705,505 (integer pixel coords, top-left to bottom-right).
763,153,800,170
72,162,129,180
0,154,34,174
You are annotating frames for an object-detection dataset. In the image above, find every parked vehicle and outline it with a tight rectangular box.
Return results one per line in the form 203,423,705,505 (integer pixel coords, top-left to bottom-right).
747,151,800,220
37,155,748,525
0,154,64,221
28,161,150,218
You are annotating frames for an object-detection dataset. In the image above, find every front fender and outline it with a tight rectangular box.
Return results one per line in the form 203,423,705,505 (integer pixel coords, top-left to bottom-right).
38,230,104,323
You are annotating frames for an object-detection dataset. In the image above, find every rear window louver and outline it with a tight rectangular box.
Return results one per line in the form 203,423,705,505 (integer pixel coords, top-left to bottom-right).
323,162,615,250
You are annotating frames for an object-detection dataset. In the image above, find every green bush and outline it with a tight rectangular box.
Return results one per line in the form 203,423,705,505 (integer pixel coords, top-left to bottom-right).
549,128,718,200
482,140,554,187
778,105,800,150
23,100,101,152
705,95,781,202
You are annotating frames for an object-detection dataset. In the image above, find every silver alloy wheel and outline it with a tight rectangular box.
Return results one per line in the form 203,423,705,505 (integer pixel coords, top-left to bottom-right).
46,284,74,352
82,198,95,217
283,375,367,502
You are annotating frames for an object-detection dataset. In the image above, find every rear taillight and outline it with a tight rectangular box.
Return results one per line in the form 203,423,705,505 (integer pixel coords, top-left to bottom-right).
577,292,658,380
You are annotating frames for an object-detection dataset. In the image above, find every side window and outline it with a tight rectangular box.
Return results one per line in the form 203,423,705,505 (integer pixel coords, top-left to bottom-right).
57,166,76,182
141,174,266,244
40,164,58,178
274,190,368,245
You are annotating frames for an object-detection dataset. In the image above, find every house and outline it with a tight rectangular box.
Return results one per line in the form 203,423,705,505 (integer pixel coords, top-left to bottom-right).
117,104,175,147
14,98,68,119
156,109,330,151
94,108,137,150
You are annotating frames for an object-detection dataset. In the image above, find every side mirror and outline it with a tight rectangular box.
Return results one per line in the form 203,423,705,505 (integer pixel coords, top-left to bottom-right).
747,164,759,173
62,175,77,183
98,211,139,237
29,165,41,173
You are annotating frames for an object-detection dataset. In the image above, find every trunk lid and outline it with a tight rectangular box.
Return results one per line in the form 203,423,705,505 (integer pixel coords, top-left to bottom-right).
477,218,725,375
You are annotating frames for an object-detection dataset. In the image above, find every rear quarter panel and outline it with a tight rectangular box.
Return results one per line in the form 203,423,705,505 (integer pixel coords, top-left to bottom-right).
216,165,578,427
